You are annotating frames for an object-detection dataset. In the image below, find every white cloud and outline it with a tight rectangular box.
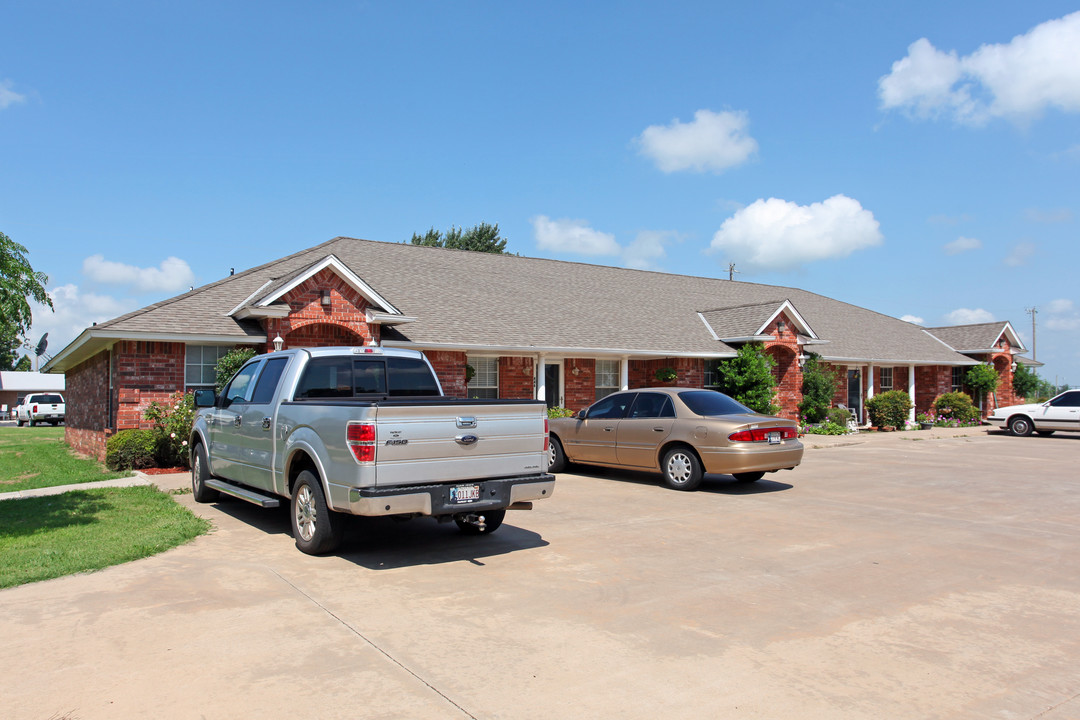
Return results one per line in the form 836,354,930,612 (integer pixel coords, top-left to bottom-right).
82,254,195,293
901,314,925,325
1044,298,1080,331
636,109,758,174
1004,241,1036,267
944,236,981,255
28,284,138,355
945,308,995,324
622,231,677,270
531,216,621,256
1025,207,1073,223
0,79,26,110
708,194,883,272
879,11,1080,124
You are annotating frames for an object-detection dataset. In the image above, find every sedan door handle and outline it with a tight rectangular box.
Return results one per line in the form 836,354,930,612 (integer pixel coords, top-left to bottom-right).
234,416,242,427
653,427,665,432
262,417,272,430
604,427,615,432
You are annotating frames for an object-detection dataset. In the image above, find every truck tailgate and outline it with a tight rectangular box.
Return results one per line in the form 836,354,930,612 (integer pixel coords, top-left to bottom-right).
372,403,547,487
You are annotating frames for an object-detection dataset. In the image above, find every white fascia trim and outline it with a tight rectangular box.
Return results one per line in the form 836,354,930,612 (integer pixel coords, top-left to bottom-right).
227,280,274,316
697,313,720,341
255,255,401,315
43,329,261,373
996,321,1026,352
381,340,735,360
818,354,979,367
720,335,774,343
233,305,291,320
365,310,418,326
758,300,818,339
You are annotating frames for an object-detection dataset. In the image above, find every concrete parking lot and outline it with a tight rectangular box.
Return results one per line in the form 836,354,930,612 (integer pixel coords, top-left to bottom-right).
2,428,1079,719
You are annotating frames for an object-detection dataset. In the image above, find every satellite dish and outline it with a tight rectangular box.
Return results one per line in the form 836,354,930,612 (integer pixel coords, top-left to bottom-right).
35,334,48,357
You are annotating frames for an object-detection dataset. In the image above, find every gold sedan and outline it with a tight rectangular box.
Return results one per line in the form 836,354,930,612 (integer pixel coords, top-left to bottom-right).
548,388,803,491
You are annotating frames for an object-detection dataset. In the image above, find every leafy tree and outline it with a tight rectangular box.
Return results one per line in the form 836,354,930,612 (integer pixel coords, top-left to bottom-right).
965,363,999,406
712,344,779,415
409,223,509,254
798,354,840,423
215,347,257,392
14,355,31,372
1,232,53,347
0,326,27,371
1011,363,1040,400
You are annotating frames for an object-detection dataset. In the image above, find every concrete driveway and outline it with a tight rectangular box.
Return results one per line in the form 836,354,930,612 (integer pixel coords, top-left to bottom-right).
2,428,1079,719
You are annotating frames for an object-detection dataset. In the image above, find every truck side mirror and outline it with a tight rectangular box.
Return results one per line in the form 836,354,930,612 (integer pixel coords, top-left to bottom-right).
193,389,217,408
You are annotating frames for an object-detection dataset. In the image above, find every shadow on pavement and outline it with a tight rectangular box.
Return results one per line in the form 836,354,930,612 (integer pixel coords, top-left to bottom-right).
563,466,795,495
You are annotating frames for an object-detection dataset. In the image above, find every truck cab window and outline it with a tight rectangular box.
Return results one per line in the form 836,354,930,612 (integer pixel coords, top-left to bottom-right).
354,359,387,395
222,361,260,407
296,357,353,399
388,356,441,396
250,357,290,404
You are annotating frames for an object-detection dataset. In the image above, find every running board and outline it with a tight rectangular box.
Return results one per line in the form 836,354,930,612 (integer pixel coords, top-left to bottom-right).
205,479,281,508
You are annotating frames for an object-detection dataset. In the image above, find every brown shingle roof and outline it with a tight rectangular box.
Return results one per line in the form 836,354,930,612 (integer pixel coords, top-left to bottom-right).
52,237,976,369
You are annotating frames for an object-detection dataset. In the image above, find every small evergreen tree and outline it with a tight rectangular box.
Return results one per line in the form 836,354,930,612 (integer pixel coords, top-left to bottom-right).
798,354,840,423
712,344,779,415
409,223,509,254
1011,363,1039,400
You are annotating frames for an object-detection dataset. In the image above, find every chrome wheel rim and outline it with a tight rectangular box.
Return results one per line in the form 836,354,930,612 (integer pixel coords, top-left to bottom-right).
191,455,201,492
666,453,692,484
548,444,557,468
295,485,316,542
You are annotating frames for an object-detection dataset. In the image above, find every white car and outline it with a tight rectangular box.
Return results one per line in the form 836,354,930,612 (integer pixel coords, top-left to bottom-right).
986,389,1080,436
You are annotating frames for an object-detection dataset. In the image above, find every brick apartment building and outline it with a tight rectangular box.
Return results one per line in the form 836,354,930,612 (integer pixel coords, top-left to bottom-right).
44,237,1030,459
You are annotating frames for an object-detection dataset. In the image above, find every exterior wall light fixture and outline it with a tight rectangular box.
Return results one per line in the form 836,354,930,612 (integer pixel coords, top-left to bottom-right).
321,289,332,306
273,335,284,352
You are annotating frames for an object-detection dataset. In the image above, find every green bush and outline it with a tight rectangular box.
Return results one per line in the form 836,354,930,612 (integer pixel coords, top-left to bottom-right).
105,430,158,471
803,421,848,436
931,391,980,423
865,390,912,429
215,347,257,392
144,391,196,468
711,344,779,415
798,355,840,423
965,363,999,403
826,406,852,426
547,406,576,419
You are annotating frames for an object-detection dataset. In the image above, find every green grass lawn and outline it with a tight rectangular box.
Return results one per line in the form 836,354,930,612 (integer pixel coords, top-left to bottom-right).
0,426,131,493
0,485,210,588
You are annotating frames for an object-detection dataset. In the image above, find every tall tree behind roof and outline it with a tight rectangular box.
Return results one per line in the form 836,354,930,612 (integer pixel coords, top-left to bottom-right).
409,223,509,254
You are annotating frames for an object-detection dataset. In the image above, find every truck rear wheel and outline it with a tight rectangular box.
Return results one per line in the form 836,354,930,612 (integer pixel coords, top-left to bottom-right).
455,509,506,535
291,470,345,555
190,443,219,503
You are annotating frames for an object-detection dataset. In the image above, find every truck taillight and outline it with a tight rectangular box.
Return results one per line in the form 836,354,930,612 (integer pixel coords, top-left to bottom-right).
347,422,376,464
728,426,798,442
543,419,549,452
32,404,39,413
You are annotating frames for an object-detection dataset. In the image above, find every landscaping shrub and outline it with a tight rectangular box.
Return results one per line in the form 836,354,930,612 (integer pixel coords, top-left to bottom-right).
798,355,840,423
105,430,158,471
965,363,999,406
215,347,257,392
865,390,912,429
802,421,848,436
547,406,575,419
826,406,852,426
711,344,779,415
931,391,980,424
144,391,196,468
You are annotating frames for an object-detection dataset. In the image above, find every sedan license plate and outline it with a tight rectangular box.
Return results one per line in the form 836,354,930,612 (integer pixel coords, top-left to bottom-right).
767,431,781,445
449,484,481,504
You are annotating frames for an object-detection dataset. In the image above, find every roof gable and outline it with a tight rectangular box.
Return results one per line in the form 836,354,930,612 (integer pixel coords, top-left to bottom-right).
925,322,1026,353
698,300,818,342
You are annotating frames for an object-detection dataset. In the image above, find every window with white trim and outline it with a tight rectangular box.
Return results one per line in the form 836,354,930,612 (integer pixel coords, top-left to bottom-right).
467,356,499,399
879,367,893,391
951,367,964,392
704,359,722,390
595,359,620,401
186,345,234,388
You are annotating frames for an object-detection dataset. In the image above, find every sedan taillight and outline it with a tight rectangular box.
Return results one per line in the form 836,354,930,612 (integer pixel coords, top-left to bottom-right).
728,426,798,442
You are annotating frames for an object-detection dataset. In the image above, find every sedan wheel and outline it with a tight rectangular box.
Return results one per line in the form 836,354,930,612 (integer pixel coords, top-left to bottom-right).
661,447,703,491
1008,416,1034,437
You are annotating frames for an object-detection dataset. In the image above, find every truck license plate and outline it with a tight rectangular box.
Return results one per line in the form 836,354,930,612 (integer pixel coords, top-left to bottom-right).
449,484,481,504
767,432,781,445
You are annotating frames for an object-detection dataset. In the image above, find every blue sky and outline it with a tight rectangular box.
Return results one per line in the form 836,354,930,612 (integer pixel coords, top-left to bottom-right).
3,2,1078,385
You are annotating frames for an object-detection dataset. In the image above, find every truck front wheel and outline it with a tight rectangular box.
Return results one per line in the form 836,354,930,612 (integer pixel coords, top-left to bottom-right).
190,443,219,503
291,470,345,555
455,509,506,535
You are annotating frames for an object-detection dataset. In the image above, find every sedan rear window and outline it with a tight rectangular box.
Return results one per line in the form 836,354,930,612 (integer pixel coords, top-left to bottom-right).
678,390,753,417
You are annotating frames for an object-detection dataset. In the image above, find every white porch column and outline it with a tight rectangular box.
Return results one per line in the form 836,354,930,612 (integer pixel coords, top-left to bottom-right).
620,356,630,391
908,364,916,421
535,353,547,402
866,364,875,400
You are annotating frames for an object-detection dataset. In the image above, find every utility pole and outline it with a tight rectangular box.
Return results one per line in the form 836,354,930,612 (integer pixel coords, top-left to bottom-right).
1025,307,1037,361
728,263,739,281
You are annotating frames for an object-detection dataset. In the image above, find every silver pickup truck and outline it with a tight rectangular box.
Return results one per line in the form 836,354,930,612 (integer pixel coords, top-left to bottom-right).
190,346,554,554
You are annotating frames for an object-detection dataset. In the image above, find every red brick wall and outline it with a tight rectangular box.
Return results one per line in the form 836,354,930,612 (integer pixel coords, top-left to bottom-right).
564,358,596,411
114,341,186,430
267,269,377,351
64,351,113,460
915,366,955,412
764,316,801,420
427,351,468,397
630,358,704,389
499,356,535,399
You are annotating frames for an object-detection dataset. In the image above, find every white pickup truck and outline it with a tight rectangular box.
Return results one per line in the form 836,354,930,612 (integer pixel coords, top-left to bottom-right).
16,393,66,426
190,346,555,554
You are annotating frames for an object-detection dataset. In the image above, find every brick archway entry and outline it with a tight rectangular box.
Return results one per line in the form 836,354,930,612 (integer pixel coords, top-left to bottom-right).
277,323,367,350
767,345,800,420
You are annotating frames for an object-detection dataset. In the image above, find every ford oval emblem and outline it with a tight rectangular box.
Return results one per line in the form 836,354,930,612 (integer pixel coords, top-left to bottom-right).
456,434,479,445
